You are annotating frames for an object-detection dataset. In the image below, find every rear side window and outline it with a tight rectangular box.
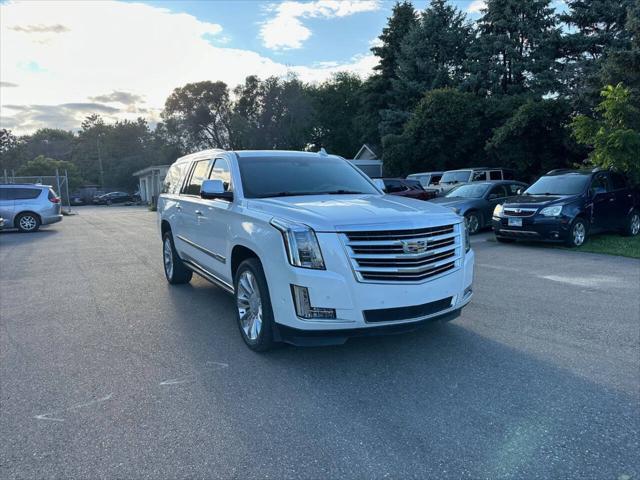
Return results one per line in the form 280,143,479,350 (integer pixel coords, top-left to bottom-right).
182,160,212,196
163,163,187,194
489,171,502,180
472,171,487,181
430,174,442,184
384,180,407,193
609,173,627,190
503,170,515,180
7,188,42,200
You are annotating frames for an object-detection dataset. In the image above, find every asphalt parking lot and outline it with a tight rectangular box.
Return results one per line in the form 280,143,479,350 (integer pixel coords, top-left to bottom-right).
1,206,639,479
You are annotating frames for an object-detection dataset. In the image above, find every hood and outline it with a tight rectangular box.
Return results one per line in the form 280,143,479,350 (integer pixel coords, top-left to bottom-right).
246,194,460,232
503,194,577,208
429,196,471,207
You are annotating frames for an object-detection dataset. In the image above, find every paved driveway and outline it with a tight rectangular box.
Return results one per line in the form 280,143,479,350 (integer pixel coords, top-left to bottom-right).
1,206,639,479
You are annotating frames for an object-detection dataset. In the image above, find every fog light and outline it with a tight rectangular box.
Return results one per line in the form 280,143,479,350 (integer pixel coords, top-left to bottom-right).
291,285,336,319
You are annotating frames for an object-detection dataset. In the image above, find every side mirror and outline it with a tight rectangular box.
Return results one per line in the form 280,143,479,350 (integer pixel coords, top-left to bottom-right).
516,187,524,195
201,179,233,201
373,178,386,192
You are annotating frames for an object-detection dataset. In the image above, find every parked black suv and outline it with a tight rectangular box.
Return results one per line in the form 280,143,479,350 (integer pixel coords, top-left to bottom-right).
492,169,640,247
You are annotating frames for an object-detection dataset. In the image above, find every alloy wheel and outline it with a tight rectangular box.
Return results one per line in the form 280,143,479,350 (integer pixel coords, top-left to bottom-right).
19,215,37,231
573,222,586,246
631,213,640,236
163,238,174,279
236,270,263,341
465,214,479,234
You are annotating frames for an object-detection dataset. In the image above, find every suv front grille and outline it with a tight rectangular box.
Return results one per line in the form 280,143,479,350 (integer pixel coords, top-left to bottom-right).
503,208,537,217
341,224,462,283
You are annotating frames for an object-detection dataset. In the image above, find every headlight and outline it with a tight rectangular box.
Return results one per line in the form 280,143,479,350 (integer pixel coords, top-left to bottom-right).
493,204,503,217
270,218,325,269
463,222,470,252
539,205,563,217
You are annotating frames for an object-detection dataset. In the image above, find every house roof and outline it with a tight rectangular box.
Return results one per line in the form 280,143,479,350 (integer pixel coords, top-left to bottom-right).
132,165,171,177
353,144,378,160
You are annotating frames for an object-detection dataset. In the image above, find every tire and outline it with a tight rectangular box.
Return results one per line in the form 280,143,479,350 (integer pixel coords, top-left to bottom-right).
464,211,481,235
622,209,640,237
15,212,40,233
234,258,276,352
162,232,193,284
566,217,588,247
496,236,515,243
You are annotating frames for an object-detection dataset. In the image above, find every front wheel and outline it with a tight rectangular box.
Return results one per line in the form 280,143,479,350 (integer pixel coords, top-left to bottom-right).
623,210,640,237
464,211,481,235
566,218,588,247
162,232,193,284
234,258,276,352
16,213,40,233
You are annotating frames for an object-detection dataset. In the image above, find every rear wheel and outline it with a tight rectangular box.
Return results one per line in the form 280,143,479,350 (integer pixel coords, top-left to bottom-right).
15,213,40,233
162,232,192,284
566,217,587,247
623,210,640,237
234,258,276,352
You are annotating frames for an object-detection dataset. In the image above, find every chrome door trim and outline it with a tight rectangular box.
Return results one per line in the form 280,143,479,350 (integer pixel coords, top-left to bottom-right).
182,258,234,294
176,234,226,264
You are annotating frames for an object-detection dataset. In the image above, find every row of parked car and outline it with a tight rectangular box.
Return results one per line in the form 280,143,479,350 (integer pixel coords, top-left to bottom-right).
376,167,640,247
70,191,140,206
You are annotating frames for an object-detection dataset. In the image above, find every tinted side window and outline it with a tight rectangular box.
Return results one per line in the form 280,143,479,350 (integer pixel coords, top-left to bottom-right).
210,158,232,191
503,170,515,180
609,172,627,190
590,174,609,194
430,174,442,184
488,185,508,198
489,170,502,180
182,160,212,195
384,180,406,193
12,188,41,200
506,183,523,195
0,188,9,201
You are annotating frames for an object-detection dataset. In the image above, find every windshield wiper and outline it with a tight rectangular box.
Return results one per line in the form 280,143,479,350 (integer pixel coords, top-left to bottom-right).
324,190,365,194
257,191,320,198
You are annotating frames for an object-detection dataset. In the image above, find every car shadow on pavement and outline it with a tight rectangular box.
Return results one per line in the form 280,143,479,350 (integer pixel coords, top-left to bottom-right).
162,282,638,479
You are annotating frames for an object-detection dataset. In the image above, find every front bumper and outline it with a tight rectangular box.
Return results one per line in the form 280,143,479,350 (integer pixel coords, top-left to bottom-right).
492,215,571,242
263,231,474,336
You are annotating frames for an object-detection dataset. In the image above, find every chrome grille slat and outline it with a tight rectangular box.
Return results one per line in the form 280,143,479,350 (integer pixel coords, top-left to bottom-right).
340,224,462,284
503,208,537,217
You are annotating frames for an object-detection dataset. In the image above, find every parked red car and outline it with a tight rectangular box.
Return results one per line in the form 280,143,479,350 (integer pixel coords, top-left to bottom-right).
378,178,434,200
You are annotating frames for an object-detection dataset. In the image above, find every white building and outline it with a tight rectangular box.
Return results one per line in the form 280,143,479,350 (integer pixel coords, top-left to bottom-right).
349,144,383,178
133,165,170,204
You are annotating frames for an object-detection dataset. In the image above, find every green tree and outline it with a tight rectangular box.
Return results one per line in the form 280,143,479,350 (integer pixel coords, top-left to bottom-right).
394,0,472,107
17,155,83,191
358,1,418,148
467,0,561,95
162,81,233,150
0,129,26,172
382,89,488,175
572,83,640,183
560,0,634,109
486,99,582,181
309,72,364,157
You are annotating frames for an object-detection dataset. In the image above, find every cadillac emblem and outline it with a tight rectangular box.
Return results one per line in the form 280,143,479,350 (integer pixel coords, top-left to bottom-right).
402,239,428,254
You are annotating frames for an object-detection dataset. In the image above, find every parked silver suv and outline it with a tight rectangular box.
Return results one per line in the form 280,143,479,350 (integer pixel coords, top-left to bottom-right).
0,184,63,232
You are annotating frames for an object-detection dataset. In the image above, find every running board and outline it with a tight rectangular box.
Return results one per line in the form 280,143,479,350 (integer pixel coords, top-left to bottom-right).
183,259,234,294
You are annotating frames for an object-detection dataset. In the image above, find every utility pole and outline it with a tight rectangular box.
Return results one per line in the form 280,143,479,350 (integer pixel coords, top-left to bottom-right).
96,134,105,188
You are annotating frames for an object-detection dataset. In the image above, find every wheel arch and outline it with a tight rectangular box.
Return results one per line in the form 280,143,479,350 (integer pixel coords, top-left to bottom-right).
160,219,171,238
231,244,261,279
14,210,41,228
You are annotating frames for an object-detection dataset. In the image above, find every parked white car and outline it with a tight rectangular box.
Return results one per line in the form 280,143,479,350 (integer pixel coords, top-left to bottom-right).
158,149,474,350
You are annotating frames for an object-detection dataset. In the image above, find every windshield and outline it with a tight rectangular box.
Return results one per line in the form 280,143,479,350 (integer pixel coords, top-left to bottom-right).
408,174,430,187
525,175,590,195
238,155,379,198
441,171,471,184
446,184,489,198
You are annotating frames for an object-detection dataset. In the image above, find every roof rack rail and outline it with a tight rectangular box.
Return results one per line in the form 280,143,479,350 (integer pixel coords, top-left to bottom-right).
546,168,573,175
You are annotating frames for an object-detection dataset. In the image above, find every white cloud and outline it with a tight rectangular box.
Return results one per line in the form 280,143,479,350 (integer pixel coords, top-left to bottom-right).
0,0,378,134
467,0,486,14
260,0,380,50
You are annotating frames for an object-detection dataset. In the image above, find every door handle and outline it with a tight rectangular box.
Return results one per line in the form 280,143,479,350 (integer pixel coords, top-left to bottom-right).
195,210,203,215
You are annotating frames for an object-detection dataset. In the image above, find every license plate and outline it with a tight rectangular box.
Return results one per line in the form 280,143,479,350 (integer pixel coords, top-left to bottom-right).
508,217,523,227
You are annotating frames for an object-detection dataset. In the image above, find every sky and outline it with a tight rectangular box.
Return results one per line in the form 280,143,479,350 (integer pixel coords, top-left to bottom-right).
0,0,486,134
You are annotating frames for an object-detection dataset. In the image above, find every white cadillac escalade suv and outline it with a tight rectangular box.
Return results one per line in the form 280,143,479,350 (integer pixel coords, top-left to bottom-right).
158,149,474,351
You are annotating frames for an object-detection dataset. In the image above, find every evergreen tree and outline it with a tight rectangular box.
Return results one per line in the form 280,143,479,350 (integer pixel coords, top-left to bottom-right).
467,0,561,96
